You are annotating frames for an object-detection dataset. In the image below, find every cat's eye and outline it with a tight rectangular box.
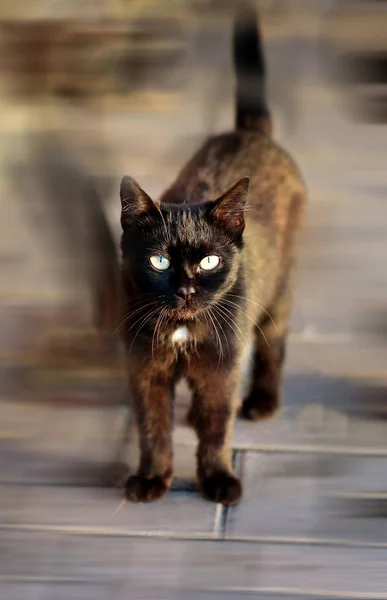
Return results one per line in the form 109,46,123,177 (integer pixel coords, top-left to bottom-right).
199,255,220,271
149,256,170,271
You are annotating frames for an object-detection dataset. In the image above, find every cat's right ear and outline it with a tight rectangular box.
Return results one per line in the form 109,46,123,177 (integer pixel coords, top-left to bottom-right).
209,177,249,236
120,176,160,229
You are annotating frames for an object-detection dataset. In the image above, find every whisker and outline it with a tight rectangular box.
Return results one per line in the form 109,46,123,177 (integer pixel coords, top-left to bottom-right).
128,307,159,340
215,304,255,365
152,305,167,359
222,298,270,349
216,303,245,339
209,309,223,368
225,293,278,331
151,313,161,360
124,292,163,308
110,301,159,339
214,304,246,351
129,305,164,355
210,306,230,359
127,301,159,320
207,308,223,368
157,308,168,350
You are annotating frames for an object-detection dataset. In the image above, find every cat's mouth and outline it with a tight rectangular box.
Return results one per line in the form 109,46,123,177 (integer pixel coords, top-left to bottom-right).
174,307,197,321
168,301,199,321
169,297,209,321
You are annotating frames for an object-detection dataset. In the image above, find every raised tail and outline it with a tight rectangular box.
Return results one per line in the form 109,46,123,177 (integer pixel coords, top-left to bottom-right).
233,2,272,135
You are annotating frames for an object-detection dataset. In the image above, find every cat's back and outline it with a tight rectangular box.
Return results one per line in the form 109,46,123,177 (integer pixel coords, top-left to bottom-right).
160,131,306,221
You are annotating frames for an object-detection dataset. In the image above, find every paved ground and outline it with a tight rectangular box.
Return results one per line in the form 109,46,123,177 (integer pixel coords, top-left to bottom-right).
1,6,387,599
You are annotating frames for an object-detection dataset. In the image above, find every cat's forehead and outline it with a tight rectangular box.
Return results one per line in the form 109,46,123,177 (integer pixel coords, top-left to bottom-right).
162,206,213,247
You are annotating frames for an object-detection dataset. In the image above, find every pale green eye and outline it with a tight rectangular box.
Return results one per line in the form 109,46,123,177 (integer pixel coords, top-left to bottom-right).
199,255,220,271
149,256,170,271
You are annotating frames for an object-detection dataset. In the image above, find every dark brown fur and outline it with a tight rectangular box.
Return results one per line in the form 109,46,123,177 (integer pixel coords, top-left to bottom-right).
160,132,305,423
120,8,306,505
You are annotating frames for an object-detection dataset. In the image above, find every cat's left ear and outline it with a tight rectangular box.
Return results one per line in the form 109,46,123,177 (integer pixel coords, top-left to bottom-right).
209,177,249,236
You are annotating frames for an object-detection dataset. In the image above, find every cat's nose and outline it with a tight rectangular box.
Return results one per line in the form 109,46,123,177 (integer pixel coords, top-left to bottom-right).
176,285,196,302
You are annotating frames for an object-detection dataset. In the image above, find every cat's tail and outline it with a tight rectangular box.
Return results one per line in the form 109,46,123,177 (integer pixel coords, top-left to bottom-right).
233,2,272,135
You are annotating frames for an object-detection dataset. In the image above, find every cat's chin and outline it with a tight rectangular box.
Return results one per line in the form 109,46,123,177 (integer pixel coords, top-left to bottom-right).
174,308,197,321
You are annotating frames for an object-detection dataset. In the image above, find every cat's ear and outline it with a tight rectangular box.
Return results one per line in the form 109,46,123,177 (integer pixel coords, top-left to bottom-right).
120,176,160,228
209,177,249,235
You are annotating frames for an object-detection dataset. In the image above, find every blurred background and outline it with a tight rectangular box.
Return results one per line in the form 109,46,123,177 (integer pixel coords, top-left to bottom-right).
0,1,387,598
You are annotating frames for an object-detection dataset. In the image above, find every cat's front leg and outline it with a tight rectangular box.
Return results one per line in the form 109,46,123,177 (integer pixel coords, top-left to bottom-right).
187,361,242,506
125,360,174,503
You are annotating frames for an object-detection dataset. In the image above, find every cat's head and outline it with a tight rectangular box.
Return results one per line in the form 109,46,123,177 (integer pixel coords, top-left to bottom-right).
120,176,249,321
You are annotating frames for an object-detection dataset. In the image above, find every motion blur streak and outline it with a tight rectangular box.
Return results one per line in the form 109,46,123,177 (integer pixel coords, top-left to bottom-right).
0,1,387,598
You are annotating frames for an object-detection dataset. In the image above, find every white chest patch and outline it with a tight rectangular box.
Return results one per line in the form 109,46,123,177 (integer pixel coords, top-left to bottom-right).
171,326,190,345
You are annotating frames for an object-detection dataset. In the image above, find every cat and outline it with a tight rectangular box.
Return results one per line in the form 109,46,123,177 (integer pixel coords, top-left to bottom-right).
119,2,306,506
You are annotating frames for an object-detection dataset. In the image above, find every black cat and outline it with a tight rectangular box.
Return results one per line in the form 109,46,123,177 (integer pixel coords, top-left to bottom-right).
119,3,306,505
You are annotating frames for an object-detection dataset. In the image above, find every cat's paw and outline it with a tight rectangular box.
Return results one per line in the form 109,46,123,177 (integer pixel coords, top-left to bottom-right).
240,388,280,421
125,475,170,503
200,472,242,506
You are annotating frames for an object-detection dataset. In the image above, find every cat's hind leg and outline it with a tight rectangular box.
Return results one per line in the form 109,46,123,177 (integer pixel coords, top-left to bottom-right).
240,275,294,421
